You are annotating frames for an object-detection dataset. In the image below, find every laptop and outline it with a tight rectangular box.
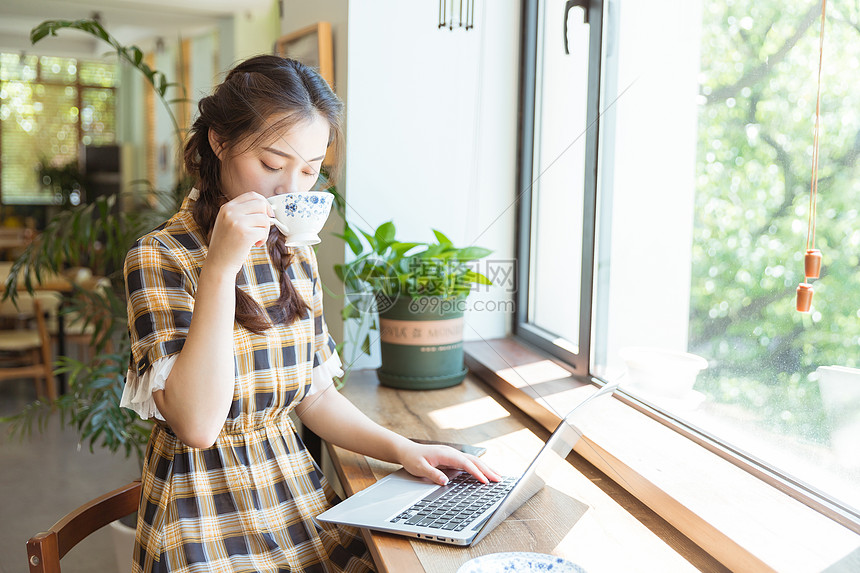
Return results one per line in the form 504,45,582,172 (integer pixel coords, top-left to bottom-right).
316,383,617,546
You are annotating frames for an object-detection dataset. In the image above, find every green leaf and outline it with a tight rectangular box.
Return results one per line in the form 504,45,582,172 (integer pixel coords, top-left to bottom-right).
333,264,346,282
375,221,396,248
29,22,58,44
463,270,493,285
421,244,446,258
455,246,493,261
432,229,453,246
390,242,423,256
359,229,378,253
341,224,364,256
341,303,361,320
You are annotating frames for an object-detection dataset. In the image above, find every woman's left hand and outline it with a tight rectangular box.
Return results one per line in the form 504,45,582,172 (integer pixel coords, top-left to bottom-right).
396,441,502,486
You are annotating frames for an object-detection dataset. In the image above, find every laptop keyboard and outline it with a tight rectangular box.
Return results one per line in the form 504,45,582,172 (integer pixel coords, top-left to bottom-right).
389,473,517,531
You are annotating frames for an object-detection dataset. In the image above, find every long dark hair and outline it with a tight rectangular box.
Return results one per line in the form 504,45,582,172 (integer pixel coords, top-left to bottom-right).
184,55,344,333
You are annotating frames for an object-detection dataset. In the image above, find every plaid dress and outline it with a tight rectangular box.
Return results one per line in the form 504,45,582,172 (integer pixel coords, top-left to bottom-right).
124,196,374,573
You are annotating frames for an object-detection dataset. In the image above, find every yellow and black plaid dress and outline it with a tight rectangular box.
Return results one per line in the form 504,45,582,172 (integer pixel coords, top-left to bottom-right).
124,196,374,573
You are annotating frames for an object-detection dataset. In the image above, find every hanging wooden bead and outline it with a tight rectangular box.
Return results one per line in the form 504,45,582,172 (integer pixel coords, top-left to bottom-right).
804,249,822,279
797,0,827,312
796,282,814,313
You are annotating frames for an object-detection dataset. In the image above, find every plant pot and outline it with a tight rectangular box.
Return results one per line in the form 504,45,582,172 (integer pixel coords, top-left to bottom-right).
816,365,860,468
376,295,468,390
108,513,136,573
619,346,708,399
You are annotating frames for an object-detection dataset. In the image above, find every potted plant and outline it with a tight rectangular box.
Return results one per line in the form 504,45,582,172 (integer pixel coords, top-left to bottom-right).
335,221,492,389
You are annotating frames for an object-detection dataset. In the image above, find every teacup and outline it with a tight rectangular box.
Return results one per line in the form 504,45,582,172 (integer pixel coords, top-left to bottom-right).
267,192,334,247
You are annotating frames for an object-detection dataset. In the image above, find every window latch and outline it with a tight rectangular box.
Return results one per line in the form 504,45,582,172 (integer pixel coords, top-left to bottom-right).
564,0,590,55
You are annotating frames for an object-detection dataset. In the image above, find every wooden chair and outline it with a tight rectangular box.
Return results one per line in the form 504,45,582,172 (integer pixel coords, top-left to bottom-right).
0,290,62,400
26,480,141,573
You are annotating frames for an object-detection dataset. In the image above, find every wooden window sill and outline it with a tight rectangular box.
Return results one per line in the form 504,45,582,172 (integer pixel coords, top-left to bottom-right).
465,338,860,572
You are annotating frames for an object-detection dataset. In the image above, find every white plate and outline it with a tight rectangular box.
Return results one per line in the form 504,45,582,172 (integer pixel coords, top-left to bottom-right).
456,552,586,573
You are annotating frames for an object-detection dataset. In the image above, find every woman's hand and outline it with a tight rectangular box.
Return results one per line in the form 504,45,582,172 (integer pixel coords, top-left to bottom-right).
396,441,502,486
297,388,501,487
207,192,274,275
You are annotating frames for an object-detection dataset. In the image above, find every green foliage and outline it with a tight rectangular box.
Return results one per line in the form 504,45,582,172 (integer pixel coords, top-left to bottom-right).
690,1,860,442
38,158,84,208
335,220,492,303
1,19,189,463
334,220,492,367
697,371,827,445
1,353,152,461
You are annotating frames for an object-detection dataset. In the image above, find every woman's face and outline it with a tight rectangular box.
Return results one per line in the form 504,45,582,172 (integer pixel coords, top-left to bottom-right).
211,113,330,200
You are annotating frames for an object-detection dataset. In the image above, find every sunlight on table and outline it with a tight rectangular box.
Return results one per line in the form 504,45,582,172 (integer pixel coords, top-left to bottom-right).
496,359,572,388
428,396,510,430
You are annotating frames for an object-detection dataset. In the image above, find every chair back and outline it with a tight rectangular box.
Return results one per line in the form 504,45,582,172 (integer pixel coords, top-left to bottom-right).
26,480,141,573
0,290,62,318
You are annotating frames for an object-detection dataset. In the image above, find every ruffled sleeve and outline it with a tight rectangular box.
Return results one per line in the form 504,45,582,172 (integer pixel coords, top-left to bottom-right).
308,350,343,397
120,355,177,420
123,228,195,421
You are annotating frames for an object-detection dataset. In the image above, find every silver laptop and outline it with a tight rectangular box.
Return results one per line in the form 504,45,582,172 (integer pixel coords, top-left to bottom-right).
316,383,617,546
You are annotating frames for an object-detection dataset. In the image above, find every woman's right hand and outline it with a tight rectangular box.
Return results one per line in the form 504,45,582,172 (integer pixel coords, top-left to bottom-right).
206,192,274,275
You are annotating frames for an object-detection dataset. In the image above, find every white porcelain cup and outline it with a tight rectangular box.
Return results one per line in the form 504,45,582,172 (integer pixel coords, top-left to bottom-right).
267,192,334,247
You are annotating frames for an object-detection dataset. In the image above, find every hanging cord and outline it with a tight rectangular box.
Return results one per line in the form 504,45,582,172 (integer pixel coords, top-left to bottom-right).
797,0,827,312
805,0,827,253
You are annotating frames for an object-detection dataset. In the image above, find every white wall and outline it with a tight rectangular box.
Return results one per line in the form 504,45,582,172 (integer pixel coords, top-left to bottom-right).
345,0,520,367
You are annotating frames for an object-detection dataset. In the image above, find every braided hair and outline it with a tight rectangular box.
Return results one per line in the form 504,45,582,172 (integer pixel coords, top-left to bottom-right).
183,55,343,333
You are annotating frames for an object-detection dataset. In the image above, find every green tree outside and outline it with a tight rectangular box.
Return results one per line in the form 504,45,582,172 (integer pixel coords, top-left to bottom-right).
690,1,860,444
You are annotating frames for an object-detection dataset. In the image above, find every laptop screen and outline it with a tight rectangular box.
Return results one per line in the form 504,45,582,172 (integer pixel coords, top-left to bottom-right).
470,383,618,545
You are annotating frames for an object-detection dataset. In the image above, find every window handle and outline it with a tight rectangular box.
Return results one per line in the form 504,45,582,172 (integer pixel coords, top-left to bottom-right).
564,0,589,55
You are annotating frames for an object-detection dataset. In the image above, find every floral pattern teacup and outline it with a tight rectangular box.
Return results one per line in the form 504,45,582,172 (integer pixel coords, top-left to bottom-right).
267,192,334,247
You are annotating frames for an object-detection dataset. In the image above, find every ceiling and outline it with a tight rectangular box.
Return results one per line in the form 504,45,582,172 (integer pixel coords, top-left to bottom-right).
0,0,275,56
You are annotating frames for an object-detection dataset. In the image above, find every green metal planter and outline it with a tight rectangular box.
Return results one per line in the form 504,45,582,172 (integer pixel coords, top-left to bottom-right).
376,295,468,390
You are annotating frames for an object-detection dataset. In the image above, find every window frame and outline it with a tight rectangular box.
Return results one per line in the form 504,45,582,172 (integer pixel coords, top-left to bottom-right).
515,0,603,376
0,54,117,204
513,0,860,536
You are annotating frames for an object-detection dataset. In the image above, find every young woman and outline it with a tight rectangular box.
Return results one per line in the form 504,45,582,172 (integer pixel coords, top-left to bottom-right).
121,55,498,573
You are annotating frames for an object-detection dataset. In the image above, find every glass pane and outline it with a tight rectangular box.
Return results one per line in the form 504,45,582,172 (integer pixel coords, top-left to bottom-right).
79,60,117,87
528,0,590,351
39,56,76,83
593,0,860,512
0,53,38,82
0,81,75,204
81,88,116,146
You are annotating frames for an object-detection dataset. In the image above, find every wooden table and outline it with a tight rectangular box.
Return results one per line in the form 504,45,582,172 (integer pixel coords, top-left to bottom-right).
325,370,724,573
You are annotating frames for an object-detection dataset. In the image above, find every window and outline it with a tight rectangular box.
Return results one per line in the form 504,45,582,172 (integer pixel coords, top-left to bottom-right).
516,0,598,372
519,0,860,528
0,53,117,205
